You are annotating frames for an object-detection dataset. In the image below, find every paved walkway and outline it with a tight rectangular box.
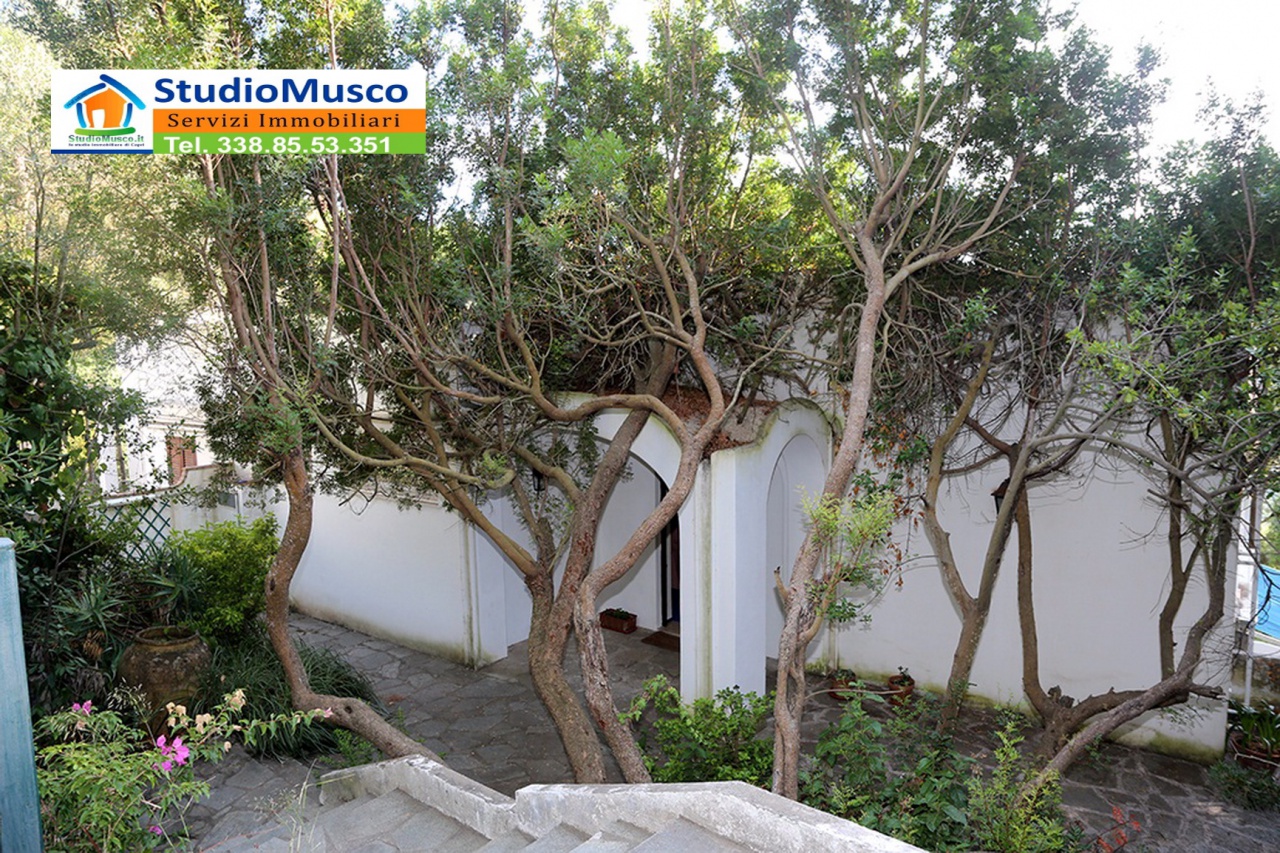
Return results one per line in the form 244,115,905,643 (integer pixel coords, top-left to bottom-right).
186,614,1280,852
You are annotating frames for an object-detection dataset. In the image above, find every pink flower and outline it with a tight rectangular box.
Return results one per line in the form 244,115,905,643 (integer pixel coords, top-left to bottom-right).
71,701,92,715
154,734,190,769
150,825,163,835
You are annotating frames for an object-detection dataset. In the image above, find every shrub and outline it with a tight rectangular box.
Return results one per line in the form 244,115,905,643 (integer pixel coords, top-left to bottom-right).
197,628,385,758
18,502,157,712
623,675,773,786
966,722,1068,853
169,516,278,644
1210,759,1280,811
801,693,971,851
36,691,321,851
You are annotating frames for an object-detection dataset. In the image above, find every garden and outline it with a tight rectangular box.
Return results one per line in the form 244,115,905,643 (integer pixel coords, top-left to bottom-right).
6,0,1280,850
2,496,391,850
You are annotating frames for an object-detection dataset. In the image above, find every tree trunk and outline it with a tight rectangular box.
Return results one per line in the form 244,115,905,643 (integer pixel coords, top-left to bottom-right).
526,571,606,782
772,233,888,799
1023,512,1232,793
263,448,439,759
569,346,707,784
573,603,651,782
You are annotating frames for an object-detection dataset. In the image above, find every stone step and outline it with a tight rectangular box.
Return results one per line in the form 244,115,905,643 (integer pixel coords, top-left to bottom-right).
476,830,538,851
518,823,590,852
629,817,750,853
195,816,304,851
566,819,651,852
314,789,489,852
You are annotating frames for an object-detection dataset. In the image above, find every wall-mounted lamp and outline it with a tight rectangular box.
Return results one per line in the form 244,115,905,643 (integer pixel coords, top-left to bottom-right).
992,478,1010,514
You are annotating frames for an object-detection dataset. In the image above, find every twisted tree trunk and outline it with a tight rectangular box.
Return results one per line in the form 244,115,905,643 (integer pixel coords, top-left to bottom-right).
263,448,440,759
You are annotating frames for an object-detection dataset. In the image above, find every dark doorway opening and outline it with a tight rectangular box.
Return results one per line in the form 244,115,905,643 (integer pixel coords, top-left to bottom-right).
659,483,681,627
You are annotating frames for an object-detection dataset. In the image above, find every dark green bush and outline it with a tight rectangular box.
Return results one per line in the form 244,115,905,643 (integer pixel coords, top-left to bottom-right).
624,675,774,786
16,501,158,713
169,516,278,644
1210,759,1280,811
197,628,386,759
802,693,972,851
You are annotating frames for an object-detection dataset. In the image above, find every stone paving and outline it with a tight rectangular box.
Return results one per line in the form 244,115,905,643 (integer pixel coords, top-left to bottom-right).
186,613,1280,852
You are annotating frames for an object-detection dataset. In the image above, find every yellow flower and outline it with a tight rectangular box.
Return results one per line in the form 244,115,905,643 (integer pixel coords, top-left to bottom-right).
195,713,214,734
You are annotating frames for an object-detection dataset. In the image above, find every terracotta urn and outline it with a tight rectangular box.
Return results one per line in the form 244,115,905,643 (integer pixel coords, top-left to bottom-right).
117,626,211,726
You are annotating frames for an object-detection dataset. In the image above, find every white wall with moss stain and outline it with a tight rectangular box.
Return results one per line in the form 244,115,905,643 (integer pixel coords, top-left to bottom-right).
286,490,486,665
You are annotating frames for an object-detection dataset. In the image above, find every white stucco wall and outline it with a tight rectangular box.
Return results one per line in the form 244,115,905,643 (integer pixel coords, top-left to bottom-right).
704,401,835,696
285,490,491,664
825,451,1233,759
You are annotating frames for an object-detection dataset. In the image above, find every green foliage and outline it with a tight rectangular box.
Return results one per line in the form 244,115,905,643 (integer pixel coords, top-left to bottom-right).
17,503,160,712
169,516,279,644
966,723,1068,853
801,489,897,625
1209,760,1280,812
196,629,385,758
1229,700,1280,754
325,727,384,769
35,690,321,852
623,675,774,786
801,695,972,851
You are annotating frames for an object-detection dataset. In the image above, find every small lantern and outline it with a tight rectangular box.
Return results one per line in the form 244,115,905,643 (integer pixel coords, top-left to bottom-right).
992,478,1009,513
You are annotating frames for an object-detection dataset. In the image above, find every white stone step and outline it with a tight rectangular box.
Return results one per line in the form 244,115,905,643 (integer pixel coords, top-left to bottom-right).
629,817,750,852
518,823,590,852
567,819,651,852
476,830,538,851
315,789,488,851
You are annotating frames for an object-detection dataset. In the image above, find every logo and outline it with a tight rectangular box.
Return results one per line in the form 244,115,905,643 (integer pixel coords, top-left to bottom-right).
51,69,426,156
64,73,146,136
52,71,152,153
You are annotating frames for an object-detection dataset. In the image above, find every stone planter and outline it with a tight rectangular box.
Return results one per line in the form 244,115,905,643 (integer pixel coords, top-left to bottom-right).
117,626,211,728
599,610,638,634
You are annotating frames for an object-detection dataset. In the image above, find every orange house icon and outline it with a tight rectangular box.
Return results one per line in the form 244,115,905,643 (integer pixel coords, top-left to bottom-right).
64,74,145,136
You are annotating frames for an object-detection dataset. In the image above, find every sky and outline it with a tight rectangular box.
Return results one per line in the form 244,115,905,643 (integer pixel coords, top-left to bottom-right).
1064,0,1280,150
608,0,1280,152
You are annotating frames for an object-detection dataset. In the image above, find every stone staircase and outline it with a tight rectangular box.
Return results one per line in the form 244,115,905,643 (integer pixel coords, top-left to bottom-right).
199,756,922,852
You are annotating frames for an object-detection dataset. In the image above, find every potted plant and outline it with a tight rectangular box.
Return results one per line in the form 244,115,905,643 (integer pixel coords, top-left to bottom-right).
1228,700,1280,772
886,666,915,706
117,625,211,732
599,607,638,634
826,667,859,701
118,548,211,731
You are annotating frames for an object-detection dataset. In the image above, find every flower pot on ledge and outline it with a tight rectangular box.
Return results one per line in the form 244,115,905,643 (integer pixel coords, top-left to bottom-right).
600,608,638,634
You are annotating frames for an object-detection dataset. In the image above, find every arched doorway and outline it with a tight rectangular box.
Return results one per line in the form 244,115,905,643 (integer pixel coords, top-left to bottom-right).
764,434,827,658
594,454,672,632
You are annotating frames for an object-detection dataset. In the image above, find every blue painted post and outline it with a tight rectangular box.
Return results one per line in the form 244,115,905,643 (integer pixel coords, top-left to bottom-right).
0,538,43,852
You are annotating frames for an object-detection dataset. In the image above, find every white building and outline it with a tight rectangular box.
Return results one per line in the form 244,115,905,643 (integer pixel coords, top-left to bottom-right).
279,396,1235,761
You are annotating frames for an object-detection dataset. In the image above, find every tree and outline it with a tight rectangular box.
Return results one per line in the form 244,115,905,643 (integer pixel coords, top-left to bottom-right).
901,95,1280,790
1021,115,1280,783
725,0,1154,797
194,0,802,781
